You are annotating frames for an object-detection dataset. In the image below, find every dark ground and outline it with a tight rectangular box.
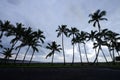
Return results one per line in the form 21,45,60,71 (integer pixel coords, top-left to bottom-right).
0,68,120,80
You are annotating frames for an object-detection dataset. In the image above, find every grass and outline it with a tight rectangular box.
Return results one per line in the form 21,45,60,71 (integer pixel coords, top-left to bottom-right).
0,62,120,69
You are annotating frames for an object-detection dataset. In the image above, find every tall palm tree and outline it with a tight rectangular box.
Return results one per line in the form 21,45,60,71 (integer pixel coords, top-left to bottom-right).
71,34,83,65
68,27,79,65
7,23,26,63
29,30,45,64
104,30,120,64
29,39,40,64
46,41,62,64
56,25,69,65
88,30,98,63
88,9,107,32
93,29,108,64
21,27,33,63
80,31,89,63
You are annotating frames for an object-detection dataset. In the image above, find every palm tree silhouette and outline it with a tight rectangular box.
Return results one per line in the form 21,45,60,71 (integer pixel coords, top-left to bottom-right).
56,25,69,65
0,20,14,39
71,34,83,65
93,33,108,63
0,48,14,64
88,30,98,63
88,9,107,32
68,27,79,65
22,27,33,63
80,31,89,63
104,30,120,64
7,23,27,63
46,41,62,64
29,30,45,64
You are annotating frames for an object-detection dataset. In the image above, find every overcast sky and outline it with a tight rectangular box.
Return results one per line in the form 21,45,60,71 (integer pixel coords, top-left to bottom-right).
0,0,120,62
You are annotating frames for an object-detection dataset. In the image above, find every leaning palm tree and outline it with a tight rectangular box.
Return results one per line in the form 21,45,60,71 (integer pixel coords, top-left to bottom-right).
56,25,69,65
80,31,89,63
29,39,40,64
46,41,62,64
93,37,108,64
87,30,98,63
88,9,107,32
68,27,79,65
29,30,45,64
104,30,120,64
22,27,33,63
7,23,27,63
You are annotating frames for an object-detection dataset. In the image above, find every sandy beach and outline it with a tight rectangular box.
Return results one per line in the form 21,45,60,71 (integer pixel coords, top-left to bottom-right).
0,67,120,80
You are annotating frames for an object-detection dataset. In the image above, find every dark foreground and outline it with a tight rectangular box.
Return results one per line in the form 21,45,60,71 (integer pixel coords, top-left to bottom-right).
0,68,120,80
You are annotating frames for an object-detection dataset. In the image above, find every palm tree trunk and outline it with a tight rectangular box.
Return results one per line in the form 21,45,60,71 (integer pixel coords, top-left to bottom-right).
62,33,66,65
14,47,21,64
112,47,115,64
52,51,55,65
101,48,108,63
78,43,82,65
97,21,101,32
93,47,100,64
29,50,35,64
108,47,113,60
84,44,89,63
0,31,3,39
117,52,120,56
95,48,98,64
71,35,75,65
22,46,30,64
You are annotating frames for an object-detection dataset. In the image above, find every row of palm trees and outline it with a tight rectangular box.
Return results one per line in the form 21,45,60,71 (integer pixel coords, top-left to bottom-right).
0,20,45,64
0,9,120,65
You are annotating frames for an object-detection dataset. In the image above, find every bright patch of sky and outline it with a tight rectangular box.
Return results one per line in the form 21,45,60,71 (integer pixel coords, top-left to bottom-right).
0,0,120,62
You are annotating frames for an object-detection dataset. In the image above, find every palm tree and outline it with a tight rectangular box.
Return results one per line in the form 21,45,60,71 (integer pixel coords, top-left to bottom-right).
29,30,45,64
68,27,79,65
88,30,99,63
72,34,83,65
104,30,120,64
56,25,69,65
80,31,89,63
29,39,40,64
22,27,33,63
0,48,14,64
88,9,107,32
46,41,62,64
93,29,109,64
7,23,27,63
0,20,15,39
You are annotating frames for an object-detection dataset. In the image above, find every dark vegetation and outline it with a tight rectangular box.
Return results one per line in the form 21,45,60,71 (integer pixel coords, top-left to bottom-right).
0,9,120,67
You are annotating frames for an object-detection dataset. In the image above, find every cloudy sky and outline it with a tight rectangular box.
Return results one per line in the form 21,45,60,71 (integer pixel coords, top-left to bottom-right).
0,0,120,62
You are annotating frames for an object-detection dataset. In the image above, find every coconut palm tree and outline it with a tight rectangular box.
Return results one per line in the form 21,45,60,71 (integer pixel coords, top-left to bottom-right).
29,39,40,64
80,31,89,63
0,48,14,64
93,29,110,64
104,30,120,64
56,25,69,65
87,30,99,63
88,9,107,32
0,20,14,39
68,27,79,65
71,34,83,65
6,23,27,63
29,30,45,64
46,41,62,64
21,27,33,63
